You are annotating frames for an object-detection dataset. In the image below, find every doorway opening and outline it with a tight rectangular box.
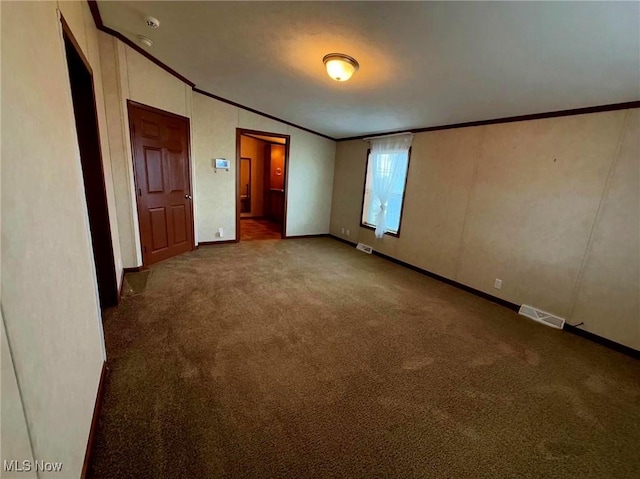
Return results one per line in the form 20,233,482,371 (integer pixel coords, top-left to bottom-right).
62,18,118,308
236,129,290,241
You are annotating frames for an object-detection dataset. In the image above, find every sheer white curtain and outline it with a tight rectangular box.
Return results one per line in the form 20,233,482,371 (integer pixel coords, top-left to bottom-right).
368,133,413,238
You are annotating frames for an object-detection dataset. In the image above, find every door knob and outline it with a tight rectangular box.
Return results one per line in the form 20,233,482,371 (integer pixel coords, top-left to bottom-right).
185,194,192,200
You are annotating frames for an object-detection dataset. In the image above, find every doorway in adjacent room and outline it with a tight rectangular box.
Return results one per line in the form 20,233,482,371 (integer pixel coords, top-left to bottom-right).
236,129,290,241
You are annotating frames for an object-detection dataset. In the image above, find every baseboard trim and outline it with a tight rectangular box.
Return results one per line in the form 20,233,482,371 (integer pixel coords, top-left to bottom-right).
330,235,357,246
329,234,640,359
330,235,518,311
564,325,639,359
123,266,143,273
284,233,329,240
81,361,107,479
198,240,238,246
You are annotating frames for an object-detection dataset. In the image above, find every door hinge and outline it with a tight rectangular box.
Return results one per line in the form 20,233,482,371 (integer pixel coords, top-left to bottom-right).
138,188,142,197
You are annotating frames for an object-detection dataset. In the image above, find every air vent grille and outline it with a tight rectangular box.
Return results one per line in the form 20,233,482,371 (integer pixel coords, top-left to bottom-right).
519,304,565,329
356,243,373,254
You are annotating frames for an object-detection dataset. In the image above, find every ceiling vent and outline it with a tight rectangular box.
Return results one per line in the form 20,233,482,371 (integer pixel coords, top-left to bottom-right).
518,304,565,329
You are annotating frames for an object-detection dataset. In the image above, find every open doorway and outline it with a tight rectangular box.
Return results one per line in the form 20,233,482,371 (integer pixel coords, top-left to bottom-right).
236,129,290,241
62,18,118,308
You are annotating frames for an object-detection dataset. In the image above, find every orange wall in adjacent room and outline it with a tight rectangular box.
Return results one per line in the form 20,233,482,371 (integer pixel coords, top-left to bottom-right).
270,144,285,190
240,135,267,216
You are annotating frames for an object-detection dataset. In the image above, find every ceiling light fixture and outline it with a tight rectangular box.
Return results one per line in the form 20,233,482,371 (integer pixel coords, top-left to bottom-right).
323,53,359,82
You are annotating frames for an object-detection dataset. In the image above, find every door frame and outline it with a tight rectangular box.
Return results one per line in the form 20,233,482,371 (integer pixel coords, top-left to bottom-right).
235,128,291,241
61,16,118,307
127,100,196,266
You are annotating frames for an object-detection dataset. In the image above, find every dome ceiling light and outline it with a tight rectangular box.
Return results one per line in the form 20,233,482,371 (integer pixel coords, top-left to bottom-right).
323,53,359,82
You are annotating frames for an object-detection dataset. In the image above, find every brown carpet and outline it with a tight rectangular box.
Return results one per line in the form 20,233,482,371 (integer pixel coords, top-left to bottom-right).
240,218,282,241
90,238,640,479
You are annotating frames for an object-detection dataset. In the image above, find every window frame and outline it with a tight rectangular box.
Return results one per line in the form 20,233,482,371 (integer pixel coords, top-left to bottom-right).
359,147,412,238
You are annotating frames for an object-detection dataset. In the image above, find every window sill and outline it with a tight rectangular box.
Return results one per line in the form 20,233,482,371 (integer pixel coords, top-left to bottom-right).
360,223,400,238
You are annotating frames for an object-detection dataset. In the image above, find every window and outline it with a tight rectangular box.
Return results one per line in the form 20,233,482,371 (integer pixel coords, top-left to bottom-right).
361,134,413,237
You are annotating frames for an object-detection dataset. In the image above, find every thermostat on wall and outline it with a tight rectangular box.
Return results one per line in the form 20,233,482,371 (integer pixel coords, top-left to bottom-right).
213,158,229,172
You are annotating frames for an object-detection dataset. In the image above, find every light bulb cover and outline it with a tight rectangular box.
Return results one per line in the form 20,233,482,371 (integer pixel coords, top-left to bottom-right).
323,53,359,82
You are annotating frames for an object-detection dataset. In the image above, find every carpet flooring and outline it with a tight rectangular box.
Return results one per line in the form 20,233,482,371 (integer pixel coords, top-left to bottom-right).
240,218,282,241
90,238,640,479
120,270,150,296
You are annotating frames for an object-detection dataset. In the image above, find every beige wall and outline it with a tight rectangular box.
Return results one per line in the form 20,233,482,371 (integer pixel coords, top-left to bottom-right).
192,94,237,241
569,110,640,348
2,1,110,476
98,37,193,267
287,126,336,236
102,42,335,252
192,92,336,242
1,316,36,479
330,109,639,349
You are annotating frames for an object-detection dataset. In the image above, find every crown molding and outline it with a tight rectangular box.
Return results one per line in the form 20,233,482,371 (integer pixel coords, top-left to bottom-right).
88,2,639,145
337,101,640,142
192,88,335,141
87,0,336,141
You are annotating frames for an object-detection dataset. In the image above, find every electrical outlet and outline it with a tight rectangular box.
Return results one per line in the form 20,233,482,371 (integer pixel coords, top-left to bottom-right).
218,227,224,238
341,227,345,234
494,279,502,290
346,229,350,236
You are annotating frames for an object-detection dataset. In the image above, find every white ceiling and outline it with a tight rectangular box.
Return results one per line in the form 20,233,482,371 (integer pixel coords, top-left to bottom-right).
98,1,640,139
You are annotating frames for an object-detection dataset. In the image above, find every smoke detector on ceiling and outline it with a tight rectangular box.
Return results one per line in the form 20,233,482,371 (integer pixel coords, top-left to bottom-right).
137,35,153,48
145,16,160,29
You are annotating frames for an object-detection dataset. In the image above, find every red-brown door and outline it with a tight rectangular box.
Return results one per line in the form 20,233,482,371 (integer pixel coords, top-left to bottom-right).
128,102,194,266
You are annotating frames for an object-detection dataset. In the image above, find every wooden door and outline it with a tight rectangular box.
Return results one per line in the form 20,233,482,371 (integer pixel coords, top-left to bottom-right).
264,143,286,225
263,143,272,218
240,157,251,213
128,102,194,266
